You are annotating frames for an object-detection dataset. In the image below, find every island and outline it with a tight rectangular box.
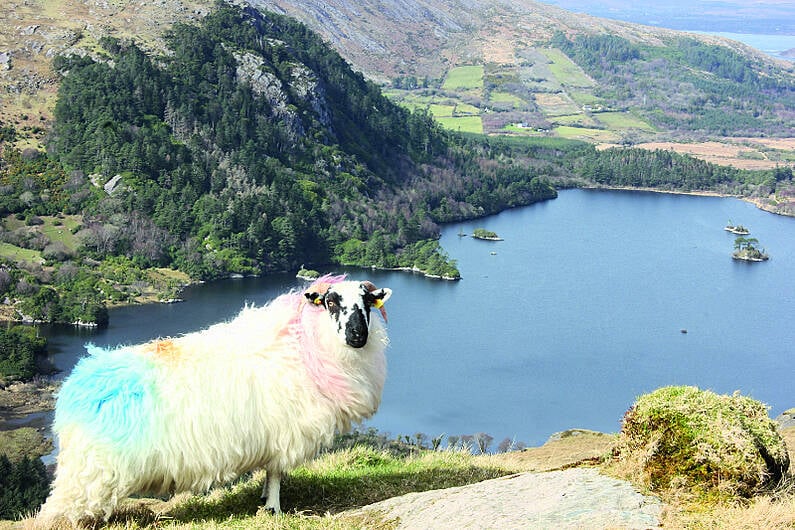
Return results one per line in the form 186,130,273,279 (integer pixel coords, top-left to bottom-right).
732,236,769,262
724,221,750,235
472,228,504,241
296,267,321,280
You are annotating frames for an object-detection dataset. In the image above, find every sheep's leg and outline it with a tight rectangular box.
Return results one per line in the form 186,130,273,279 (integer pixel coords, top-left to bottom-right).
37,430,125,527
260,469,282,514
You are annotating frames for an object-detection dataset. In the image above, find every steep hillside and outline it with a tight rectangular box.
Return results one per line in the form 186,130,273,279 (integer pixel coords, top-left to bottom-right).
0,0,216,146
253,0,711,81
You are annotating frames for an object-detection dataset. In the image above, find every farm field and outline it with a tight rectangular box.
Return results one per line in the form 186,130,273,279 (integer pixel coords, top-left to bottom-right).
442,65,484,91
490,91,525,108
594,112,655,132
555,125,619,142
429,104,455,117
538,48,595,88
435,116,483,134
535,93,580,117
554,114,599,127
383,50,794,170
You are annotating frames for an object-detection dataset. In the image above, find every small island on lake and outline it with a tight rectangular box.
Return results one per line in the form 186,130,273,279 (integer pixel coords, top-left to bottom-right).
724,221,750,235
472,228,503,241
296,267,321,280
732,236,769,262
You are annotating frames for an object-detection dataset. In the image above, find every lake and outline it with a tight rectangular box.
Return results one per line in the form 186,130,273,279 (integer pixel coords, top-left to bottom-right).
31,189,795,448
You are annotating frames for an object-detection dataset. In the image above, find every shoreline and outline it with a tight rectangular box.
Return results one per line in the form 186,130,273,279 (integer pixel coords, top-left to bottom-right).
0,379,57,431
581,184,795,218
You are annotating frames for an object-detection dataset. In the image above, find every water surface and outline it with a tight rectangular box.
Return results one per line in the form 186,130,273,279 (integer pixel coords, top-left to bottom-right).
34,190,795,447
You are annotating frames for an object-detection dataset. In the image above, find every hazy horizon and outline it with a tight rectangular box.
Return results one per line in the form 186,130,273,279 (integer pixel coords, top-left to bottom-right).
539,0,795,36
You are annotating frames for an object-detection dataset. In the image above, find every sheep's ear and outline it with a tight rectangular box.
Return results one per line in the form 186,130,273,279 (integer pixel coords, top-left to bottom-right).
370,288,392,308
305,292,325,306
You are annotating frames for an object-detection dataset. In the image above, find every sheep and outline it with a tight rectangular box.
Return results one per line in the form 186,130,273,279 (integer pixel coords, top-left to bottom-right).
36,275,392,527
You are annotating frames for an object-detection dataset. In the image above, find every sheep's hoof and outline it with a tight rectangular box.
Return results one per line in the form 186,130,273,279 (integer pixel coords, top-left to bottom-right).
256,505,278,516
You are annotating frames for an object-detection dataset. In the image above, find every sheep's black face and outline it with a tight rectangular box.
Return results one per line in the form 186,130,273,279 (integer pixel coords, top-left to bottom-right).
306,281,391,348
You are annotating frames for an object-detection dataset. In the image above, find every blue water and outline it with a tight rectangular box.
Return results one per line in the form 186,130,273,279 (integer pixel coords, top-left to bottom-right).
689,31,795,61
29,190,795,448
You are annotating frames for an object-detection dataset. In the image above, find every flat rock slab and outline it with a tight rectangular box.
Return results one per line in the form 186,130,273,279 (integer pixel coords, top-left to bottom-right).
356,468,662,529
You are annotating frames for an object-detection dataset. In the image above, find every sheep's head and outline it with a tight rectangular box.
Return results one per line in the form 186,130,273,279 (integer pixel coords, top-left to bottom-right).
305,280,392,348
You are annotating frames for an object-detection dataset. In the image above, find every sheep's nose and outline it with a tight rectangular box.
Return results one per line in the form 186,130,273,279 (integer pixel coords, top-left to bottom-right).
345,310,368,348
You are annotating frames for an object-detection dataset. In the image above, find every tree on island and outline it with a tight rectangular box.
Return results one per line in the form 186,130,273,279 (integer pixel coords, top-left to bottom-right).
472,228,502,240
733,236,769,261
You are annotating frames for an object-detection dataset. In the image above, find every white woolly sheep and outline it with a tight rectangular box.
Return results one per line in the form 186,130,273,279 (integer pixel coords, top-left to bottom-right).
36,275,391,526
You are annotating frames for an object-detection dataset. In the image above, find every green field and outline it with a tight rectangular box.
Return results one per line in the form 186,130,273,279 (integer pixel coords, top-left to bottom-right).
0,242,42,265
454,102,480,115
435,116,483,134
490,91,525,108
40,215,82,251
540,49,595,88
553,125,619,142
568,91,602,106
594,111,656,132
429,104,455,117
554,114,598,127
442,65,484,90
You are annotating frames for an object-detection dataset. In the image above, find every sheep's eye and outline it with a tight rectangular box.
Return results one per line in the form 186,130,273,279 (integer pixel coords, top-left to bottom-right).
327,300,335,308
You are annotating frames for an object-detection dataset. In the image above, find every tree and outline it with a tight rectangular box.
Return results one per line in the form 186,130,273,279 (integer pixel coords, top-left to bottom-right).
0,455,50,520
0,326,47,380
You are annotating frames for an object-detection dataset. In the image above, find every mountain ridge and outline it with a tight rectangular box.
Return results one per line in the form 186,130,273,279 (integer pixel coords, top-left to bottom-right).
252,0,789,81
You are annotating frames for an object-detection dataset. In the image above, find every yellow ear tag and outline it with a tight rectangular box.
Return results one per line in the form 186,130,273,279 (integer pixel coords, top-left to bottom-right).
313,297,323,305
373,299,384,309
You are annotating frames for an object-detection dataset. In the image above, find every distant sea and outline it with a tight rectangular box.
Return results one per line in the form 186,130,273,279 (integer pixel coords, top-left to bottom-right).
688,31,795,61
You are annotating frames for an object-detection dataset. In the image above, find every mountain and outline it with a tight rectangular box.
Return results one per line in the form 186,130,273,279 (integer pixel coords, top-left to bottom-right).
252,0,795,164
3,0,794,152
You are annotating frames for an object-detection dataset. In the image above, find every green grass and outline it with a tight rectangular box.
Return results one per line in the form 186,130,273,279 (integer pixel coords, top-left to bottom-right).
435,116,483,134
38,446,514,530
454,102,480,115
539,49,595,88
489,91,526,108
39,215,82,252
594,112,655,132
428,104,454,117
568,91,601,106
442,65,484,90
553,125,619,142
0,242,42,265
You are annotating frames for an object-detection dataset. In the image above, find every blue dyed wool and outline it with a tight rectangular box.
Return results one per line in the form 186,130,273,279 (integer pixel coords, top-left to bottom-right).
54,344,158,448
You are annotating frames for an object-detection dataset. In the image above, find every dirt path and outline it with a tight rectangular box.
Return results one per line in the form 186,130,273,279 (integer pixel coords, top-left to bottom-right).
355,468,661,529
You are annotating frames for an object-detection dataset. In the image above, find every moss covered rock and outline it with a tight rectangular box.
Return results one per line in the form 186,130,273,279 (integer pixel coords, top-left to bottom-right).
614,386,789,497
